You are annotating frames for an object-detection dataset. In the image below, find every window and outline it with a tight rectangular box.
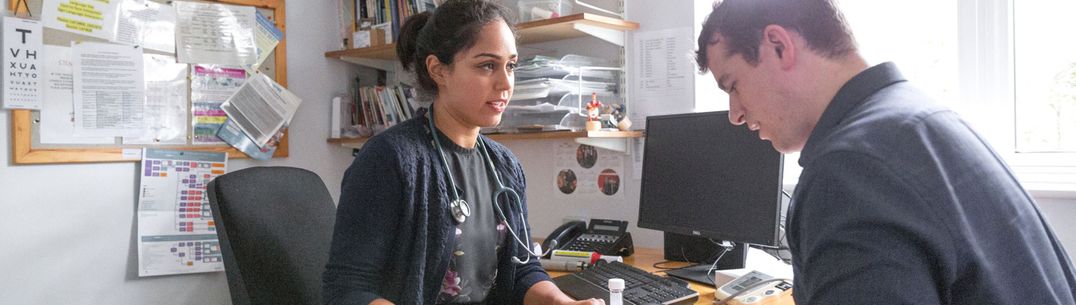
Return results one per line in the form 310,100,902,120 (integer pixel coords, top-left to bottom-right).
774,0,960,186
844,0,1074,190
691,0,1075,191
962,0,1076,190
840,0,959,109
1013,1,1076,153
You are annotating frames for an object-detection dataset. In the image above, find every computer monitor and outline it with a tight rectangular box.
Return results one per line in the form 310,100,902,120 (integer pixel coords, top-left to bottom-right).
638,111,784,284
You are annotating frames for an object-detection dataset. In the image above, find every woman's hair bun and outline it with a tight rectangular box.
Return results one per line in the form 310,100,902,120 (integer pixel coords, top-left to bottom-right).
396,11,432,71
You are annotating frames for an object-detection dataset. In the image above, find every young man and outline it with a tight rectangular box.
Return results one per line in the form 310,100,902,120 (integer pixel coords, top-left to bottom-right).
695,0,1076,304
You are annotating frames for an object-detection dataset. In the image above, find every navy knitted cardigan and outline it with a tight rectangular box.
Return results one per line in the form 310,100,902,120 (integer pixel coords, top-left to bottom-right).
323,110,550,305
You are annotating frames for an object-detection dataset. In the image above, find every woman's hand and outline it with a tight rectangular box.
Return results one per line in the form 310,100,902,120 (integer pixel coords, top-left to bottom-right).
526,281,608,305
560,298,605,305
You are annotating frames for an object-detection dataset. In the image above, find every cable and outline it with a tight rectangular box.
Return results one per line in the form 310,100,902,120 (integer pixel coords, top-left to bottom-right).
750,244,792,265
704,241,734,287
704,239,729,262
713,278,792,305
654,244,707,271
752,190,793,265
651,261,679,270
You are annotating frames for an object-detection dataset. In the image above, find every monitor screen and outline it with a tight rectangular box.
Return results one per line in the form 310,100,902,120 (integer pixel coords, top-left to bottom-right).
638,111,784,247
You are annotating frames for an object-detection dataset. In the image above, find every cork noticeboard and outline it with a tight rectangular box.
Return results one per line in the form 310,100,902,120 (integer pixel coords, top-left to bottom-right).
8,0,288,164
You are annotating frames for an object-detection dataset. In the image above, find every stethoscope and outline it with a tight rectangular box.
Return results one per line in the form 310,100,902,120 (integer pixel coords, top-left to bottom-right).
426,108,556,264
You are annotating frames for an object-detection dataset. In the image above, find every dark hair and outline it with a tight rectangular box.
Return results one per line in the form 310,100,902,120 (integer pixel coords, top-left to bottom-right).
396,0,517,97
695,0,857,73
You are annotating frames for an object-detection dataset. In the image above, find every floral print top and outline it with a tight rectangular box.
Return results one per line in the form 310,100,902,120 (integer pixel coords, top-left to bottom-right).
435,135,509,304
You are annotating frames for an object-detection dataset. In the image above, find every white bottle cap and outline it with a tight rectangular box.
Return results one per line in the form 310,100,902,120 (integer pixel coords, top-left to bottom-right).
608,278,625,290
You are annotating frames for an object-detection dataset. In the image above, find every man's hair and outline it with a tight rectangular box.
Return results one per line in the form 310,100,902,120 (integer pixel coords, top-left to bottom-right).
695,0,858,73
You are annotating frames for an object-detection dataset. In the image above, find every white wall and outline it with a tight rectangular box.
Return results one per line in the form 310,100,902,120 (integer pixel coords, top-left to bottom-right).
1036,197,1076,263
0,0,359,303
514,0,699,249
2,1,1074,304
518,0,1076,263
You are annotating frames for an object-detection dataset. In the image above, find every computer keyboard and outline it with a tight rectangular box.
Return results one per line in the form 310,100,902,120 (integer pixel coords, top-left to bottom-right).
552,261,699,305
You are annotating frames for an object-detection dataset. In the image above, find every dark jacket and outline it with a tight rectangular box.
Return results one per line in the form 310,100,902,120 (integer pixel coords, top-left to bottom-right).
323,110,550,305
789,62,1076,304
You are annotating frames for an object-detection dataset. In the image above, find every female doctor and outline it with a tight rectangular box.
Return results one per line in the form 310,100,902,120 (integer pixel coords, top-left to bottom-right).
322,1,603,304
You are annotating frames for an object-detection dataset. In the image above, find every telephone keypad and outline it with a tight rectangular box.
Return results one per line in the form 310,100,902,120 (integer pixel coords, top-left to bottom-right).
565,233,617,251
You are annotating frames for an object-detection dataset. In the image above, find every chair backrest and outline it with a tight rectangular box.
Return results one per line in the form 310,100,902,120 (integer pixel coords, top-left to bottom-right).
207,166,336,305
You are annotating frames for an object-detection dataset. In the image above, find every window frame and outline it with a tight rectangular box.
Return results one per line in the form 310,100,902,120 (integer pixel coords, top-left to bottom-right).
958,0,1076,193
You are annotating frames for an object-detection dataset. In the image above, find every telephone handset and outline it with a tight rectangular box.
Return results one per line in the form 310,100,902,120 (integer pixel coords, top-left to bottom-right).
542,218,634,258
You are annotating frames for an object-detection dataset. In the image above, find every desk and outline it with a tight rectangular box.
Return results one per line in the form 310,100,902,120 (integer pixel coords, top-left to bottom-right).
547,247,794,305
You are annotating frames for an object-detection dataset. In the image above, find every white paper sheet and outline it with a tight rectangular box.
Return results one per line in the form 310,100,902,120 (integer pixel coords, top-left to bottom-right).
40,45,114,144
41,0,121,41
3,17,44,110
632,138,644,180
191,64,247,145
247,10,282,74
137,148,227,277
553,142,625,198
631,27,695,129
72,41,145,137
116,0,177,53
174,1,256,66
220,73,301,148
124,54,188,144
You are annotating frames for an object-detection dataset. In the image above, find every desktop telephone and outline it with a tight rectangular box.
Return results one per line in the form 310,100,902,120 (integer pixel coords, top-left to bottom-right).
542,219,634,257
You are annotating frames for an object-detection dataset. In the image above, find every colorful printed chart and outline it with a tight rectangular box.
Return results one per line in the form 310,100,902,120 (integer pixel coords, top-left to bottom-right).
137,148,227,277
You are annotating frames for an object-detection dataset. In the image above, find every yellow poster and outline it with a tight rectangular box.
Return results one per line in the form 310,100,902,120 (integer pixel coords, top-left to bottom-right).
42,0,121,40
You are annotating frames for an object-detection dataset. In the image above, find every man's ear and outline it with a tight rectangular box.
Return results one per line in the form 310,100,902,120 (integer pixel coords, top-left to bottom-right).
426,54,448,87
762,24,796,70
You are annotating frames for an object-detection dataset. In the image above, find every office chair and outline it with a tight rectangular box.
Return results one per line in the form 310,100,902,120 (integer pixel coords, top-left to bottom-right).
207,166,336,305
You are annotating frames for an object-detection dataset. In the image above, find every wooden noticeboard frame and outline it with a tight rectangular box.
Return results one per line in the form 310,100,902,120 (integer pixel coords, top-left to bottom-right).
8,0,288,164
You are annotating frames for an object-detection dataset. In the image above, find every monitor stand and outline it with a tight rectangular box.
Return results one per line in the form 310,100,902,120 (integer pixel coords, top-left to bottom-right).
661,234,749,287
665,264,718,287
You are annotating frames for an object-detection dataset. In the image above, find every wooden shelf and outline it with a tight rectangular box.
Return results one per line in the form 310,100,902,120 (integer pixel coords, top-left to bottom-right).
328,130,642,149
326,13,642,150
325,13,640,66
517,13,638,45
324,44,397,61
490,129,642,141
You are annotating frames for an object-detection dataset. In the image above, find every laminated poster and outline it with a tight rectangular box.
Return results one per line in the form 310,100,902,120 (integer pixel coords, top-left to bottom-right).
553,142,625,198
137,148,227,277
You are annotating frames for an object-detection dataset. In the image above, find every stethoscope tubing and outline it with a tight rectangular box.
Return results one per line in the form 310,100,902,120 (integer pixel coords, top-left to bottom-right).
427,108,550,264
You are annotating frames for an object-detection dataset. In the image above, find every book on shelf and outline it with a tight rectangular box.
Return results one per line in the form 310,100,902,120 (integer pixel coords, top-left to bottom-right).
351,0,438,46
345,83,419,134
375,87,394,126
331,96,344,138
337,0,356,48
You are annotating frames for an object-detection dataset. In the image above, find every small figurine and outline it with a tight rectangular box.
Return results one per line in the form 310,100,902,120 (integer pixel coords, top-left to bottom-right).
609,104,632,130
585,92,603,131
586,92,602,121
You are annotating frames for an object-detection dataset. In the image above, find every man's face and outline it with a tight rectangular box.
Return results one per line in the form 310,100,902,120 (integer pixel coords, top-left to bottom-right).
705,35,812,153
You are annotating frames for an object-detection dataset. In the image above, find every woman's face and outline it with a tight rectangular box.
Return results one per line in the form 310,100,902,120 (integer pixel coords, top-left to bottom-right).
431,19,517,130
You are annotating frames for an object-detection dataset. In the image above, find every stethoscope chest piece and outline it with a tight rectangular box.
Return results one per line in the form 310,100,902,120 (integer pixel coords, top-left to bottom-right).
450,198,471,224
